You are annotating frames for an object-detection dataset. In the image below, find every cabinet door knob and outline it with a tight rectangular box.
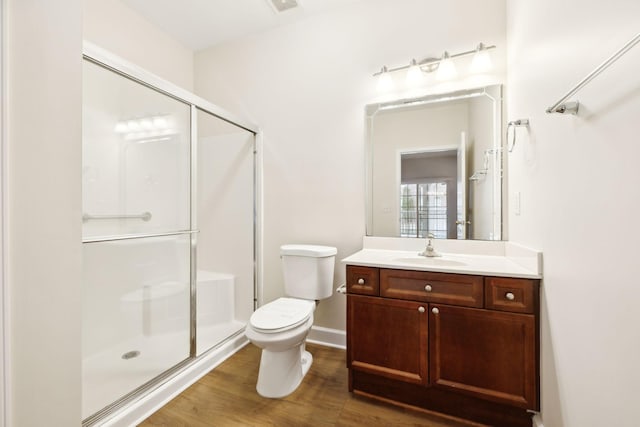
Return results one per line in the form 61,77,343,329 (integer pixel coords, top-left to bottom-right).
418,306,426,313
505,292,515,301
431,307,439,314
424,284,433,292
357,278,365,285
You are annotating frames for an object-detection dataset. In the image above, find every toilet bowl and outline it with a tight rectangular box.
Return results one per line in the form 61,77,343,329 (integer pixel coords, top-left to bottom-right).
245,297,316,398
245,244,336,398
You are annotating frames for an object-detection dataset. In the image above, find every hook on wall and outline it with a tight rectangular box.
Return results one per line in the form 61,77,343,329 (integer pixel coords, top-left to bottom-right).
507,119,530,152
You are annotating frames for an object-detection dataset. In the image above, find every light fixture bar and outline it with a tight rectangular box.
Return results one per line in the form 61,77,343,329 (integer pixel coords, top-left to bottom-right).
373,43,496,76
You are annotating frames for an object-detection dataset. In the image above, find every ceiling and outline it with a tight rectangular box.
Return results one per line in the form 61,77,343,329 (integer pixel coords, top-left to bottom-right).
123,0,361,51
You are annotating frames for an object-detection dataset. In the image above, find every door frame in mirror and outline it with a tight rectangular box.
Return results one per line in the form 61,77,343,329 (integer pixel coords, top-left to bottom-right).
396,145,458,239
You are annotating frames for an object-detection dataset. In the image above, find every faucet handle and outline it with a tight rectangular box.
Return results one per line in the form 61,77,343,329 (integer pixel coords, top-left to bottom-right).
419,233,441,257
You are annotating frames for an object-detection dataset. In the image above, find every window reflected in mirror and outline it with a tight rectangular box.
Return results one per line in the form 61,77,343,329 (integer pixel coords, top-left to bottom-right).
400,182,448,239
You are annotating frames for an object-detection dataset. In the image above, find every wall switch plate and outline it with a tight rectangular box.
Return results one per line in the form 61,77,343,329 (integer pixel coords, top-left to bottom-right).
514,191,521,216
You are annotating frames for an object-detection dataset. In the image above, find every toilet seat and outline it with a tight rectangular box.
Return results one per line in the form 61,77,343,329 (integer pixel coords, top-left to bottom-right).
249,297,315,334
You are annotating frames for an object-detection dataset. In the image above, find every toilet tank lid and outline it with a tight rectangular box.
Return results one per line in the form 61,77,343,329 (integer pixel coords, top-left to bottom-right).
280,244,337,257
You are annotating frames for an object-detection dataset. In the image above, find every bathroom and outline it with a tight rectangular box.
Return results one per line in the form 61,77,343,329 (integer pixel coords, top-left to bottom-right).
2,0,640,426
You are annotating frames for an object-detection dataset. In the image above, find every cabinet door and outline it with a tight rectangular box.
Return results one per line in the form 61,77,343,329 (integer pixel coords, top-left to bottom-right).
347,295,428,385
429,304,538,409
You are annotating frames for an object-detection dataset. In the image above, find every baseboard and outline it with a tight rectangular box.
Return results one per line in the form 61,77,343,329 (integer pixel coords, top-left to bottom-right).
532,412,544,427
307,325,346,349
100,333,249,427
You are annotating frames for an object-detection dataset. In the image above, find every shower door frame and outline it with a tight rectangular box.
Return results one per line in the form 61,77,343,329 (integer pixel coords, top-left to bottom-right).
81,41,262,426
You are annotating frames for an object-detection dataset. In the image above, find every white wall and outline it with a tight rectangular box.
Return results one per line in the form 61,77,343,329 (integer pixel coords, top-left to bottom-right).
5,0,83,425
1,2,5,422
507,1,640,426
83,0,194,90
194,0,506,330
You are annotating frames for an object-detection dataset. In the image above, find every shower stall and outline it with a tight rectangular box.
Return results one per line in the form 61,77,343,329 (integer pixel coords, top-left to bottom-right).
81,44,258,424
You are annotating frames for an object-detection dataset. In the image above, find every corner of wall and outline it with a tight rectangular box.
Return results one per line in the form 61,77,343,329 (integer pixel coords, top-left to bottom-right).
0,0,7,423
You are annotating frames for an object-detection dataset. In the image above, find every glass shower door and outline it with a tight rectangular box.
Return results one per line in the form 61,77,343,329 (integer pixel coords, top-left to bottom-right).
82,59,192,418
195,108,255,355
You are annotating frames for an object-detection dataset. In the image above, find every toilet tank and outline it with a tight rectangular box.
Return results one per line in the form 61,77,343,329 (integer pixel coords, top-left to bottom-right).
280,244,337,300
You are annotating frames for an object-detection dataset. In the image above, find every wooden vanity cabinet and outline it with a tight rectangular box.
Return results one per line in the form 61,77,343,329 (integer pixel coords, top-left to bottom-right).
429,304,537,409
347,295,428,385
380,268,484,307
346,265,379,295
346,265,540,427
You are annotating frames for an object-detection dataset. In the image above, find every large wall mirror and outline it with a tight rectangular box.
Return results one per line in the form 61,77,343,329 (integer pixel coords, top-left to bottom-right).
365,85,504,240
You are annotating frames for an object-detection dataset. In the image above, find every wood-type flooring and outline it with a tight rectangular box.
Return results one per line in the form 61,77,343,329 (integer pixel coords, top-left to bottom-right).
139,343,479,427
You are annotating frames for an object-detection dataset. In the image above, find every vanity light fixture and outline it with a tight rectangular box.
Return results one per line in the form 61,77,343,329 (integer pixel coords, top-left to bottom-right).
470,42,493,73
436,51,457,81
405,59,424,86
374,42,496,89
376,66,394,92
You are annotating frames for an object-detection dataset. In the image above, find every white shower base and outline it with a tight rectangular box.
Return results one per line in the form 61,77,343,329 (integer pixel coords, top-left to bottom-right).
82,320,244,418
83,269,243,419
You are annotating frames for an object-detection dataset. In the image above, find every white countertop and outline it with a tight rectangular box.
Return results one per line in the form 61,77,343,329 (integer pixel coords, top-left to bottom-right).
342,237,543,279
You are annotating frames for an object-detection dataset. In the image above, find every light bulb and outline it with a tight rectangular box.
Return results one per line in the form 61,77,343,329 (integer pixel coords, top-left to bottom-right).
436,51,457,81
471,44,492,73
376,67,394,92
405,59,424,87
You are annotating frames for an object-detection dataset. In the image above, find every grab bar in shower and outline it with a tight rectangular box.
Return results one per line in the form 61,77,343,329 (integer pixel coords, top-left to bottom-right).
82,211,152,222
546,32,640,115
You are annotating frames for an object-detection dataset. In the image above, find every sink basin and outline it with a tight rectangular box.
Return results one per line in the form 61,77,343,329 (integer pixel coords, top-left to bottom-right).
392,256,467,267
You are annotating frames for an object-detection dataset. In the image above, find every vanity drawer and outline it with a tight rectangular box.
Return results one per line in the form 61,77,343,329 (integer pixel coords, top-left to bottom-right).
346,265,380,296
380,269,483,308
485,277,539,314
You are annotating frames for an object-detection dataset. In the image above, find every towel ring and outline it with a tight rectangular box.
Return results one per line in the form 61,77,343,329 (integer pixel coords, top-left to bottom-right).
507,119,530,152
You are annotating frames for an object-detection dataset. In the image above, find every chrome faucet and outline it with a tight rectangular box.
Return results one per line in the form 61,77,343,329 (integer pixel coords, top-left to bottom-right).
418,233,441,257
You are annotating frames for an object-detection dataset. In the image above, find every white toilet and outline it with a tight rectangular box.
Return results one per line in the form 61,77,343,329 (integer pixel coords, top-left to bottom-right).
245,244,337,398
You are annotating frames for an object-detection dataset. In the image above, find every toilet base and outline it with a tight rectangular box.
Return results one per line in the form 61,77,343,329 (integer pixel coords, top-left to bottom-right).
256,344,313,398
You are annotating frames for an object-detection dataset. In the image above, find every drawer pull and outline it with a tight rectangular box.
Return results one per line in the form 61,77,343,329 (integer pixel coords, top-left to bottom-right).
357,278,365,285
424,284,433,292
432,307,439,314
505,292,515,301
418,306,426,313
